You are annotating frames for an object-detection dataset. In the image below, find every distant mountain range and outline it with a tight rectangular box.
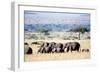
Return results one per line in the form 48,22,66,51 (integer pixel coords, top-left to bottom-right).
24,24,90,32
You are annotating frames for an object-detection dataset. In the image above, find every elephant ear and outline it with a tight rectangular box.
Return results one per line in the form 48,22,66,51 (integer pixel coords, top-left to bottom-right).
71,42,76,49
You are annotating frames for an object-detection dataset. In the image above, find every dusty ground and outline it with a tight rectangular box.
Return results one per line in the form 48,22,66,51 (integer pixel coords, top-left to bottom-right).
24,39,90,62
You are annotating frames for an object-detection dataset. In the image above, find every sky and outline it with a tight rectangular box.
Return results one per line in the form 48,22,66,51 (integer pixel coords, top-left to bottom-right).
24,11,90,25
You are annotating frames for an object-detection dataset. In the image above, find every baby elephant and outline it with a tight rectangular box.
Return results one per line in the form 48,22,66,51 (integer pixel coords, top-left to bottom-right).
81,49,89,52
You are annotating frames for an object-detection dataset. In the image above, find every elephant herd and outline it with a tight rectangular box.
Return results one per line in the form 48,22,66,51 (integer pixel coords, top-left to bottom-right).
38,42,80,53
24,41,89,54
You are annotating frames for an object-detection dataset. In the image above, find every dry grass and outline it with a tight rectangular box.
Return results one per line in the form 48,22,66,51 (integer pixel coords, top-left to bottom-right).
24,39,90,62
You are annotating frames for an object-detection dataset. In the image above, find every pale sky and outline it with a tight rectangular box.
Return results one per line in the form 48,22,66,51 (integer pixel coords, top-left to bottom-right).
24,11,90,25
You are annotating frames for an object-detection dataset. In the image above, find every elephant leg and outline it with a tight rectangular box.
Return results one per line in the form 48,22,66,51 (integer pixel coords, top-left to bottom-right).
67,47,69,52
77,46,80,52
77,49,80,52
71,46,73,52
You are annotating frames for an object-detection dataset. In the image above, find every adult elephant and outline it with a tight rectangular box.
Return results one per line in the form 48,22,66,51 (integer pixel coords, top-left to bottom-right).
38,42,64,53
54,43,64,53
38,42,49,53
38,42,55,53
64,42,80,52
24,43,32,54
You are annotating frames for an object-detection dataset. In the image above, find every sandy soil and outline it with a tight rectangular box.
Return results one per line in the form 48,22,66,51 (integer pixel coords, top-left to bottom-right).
24,39,90,62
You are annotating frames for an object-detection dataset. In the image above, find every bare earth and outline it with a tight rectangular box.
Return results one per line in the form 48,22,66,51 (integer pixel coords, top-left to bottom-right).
24,39,90,62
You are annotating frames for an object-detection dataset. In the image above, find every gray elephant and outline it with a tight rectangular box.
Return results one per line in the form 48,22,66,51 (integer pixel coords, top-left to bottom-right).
64,42,80,52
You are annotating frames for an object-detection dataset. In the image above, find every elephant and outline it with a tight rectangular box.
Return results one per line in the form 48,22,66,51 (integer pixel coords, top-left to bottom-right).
64,42,80,52
24,43,32,54
52,43,64,53
38,42,80,53
38,42,64,53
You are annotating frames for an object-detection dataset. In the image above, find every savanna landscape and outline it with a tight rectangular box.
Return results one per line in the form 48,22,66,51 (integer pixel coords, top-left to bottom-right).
24,11,91,62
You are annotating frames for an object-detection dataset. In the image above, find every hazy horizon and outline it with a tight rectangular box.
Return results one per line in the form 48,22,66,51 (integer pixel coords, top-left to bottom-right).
24,11,90,25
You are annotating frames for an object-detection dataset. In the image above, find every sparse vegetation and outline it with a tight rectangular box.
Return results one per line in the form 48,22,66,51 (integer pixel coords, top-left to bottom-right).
36,29,50,35
31,42,38,45
25,31,90,40
30,34,38,39
70,26,90,40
